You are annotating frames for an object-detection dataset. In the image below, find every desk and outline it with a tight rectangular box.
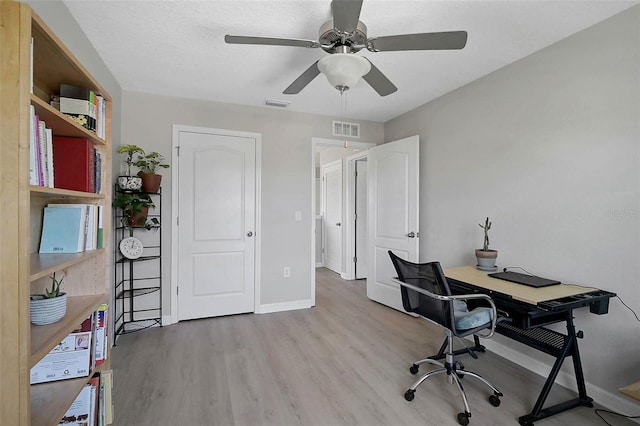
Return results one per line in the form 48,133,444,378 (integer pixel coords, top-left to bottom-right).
444,266,616,426
620,381,640,401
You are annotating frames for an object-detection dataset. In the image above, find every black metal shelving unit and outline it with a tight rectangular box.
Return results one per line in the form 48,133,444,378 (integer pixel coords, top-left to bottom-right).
113,185,162,339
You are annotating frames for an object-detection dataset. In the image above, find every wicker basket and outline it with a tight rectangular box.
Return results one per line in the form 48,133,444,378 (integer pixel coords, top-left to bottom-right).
30,293,67,326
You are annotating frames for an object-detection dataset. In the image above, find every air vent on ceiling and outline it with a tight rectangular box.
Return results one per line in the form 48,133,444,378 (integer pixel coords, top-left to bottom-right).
333,120,360,138
265,98,290,108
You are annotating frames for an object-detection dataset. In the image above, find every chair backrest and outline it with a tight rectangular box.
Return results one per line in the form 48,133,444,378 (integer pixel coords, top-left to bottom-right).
388,251,453,329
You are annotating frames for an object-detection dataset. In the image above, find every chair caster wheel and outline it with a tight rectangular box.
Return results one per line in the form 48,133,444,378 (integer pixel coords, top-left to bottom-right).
489,394,501,407
409,364,419,375
457,412,470,425
404,389,415,401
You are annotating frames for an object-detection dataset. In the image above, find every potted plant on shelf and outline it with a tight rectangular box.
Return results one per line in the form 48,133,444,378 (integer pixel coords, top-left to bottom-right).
113,192,158,230
475,217,498,271
30,272,67,325
134,151,169,194
117,144,145,191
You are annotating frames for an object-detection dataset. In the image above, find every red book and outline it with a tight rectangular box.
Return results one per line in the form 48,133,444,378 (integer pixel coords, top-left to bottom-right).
52,136,95,192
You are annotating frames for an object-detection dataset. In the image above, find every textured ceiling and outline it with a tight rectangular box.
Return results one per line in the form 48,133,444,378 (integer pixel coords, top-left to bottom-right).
62,0,638,123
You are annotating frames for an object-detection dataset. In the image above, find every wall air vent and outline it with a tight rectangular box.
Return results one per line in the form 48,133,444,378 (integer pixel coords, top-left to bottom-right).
265,99,290,108
332,120,360,138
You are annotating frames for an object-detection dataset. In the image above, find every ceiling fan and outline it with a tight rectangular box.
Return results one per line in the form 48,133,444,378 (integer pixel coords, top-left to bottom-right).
225,0,467,96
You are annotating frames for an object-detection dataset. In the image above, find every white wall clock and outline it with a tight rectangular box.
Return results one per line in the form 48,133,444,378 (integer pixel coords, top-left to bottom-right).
119,236,144,259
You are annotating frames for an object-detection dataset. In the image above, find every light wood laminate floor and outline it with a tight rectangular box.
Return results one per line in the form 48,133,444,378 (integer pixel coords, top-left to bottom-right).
112,268,635,425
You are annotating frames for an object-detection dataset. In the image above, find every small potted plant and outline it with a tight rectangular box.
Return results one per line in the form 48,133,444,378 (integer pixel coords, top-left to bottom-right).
117,144,145,191
475,217,498,271
30,272,67,325
113,192,158,230
134,151,169,193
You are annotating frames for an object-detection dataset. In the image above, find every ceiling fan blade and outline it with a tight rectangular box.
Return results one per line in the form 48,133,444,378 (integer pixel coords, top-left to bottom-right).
332,0,363,34
283,61,321,95
367,31,468,52
225,35,320,49
362,59,397,97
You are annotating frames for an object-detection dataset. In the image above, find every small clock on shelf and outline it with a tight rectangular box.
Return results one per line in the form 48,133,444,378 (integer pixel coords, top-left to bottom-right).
119,236,144,259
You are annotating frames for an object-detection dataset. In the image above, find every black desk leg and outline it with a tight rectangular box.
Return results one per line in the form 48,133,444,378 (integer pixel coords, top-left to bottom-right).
518,313,593,425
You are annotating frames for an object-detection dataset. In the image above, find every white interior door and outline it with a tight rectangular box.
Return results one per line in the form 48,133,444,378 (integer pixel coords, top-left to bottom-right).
367,135,419,311
176,129,256,321
322,159,343,274
355,159,368,279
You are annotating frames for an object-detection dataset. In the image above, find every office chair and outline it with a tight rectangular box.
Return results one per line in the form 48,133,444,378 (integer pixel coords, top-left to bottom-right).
389,251,503,426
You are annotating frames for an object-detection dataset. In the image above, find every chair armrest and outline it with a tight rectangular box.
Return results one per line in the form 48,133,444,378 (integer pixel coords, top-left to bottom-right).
392,277,498,338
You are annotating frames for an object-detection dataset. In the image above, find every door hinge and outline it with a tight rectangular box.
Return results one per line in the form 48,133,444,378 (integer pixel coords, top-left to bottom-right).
177,286,179,295
353,256,357,263
354,170,357,177
177,216,179,226
176,146,180,156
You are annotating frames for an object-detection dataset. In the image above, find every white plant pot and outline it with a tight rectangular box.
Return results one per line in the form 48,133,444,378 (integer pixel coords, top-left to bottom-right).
475,249,498,271
30,293,67,325
117,176,143,191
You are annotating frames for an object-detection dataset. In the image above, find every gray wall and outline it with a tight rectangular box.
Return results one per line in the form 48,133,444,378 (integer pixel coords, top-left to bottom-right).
385,6,640,403
121,91,384,312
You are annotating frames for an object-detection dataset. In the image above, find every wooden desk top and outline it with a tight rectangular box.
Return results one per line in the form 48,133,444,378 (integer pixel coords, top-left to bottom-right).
445,266,598,306
620,381,640,401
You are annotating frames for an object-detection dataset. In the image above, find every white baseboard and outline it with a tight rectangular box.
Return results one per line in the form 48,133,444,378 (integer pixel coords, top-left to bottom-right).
481,339,640,422
315,262,323,267
257,299,312,314
162,315,173,326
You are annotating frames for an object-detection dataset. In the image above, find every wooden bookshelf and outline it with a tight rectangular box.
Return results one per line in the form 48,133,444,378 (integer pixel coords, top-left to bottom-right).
0,2,113,425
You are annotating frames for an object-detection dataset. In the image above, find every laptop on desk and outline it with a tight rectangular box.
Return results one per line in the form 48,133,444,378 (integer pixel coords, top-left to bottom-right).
488,271,561,288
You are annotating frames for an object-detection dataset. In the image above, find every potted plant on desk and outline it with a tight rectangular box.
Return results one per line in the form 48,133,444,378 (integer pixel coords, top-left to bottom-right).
475,217,498,271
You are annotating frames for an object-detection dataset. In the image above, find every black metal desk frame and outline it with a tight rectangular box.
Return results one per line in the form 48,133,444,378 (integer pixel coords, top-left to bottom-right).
444,276,614,425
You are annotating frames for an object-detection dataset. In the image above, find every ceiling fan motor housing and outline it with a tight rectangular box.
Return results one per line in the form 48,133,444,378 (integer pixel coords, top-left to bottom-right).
319,19,368,53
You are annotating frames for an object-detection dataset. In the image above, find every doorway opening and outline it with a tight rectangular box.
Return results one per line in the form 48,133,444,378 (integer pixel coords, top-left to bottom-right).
310,137,375,306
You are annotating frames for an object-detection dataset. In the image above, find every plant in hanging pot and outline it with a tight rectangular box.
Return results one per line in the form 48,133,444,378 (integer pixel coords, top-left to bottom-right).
113,192,158,229
475,217,498,271
117,144,145,191
30,272,67,325
134,151,169,194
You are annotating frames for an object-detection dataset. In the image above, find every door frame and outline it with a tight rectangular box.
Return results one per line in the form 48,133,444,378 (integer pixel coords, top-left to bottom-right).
171,124,262,324
311,137,374,306
344,150,368,280
320,159,343,275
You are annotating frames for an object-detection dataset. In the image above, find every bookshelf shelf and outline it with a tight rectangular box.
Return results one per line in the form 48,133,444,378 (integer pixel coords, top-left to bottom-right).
30,185,106,199
29,294,106,367
1,2,113,424
30,250,104,282
30,95,106,145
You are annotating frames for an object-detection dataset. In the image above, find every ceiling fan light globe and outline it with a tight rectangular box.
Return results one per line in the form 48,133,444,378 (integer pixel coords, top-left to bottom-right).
318,53,371,90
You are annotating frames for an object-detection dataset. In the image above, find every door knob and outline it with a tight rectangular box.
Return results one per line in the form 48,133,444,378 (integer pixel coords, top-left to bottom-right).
407,232,415,238
247,231,253,237
336,222,341,226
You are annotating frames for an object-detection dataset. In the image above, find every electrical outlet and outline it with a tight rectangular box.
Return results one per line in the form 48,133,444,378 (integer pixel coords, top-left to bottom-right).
283,267,291,278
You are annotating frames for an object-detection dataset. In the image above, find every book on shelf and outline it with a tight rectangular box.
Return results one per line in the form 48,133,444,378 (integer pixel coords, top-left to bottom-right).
101,369,114,425
59,83,96,132
30,316,93,384
52,136,96,193
94,304,108,366
47,204,98,251
29,105,38,185
96,205,104,249
39,206,86,254
58,383,92,426
88,374,101,426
